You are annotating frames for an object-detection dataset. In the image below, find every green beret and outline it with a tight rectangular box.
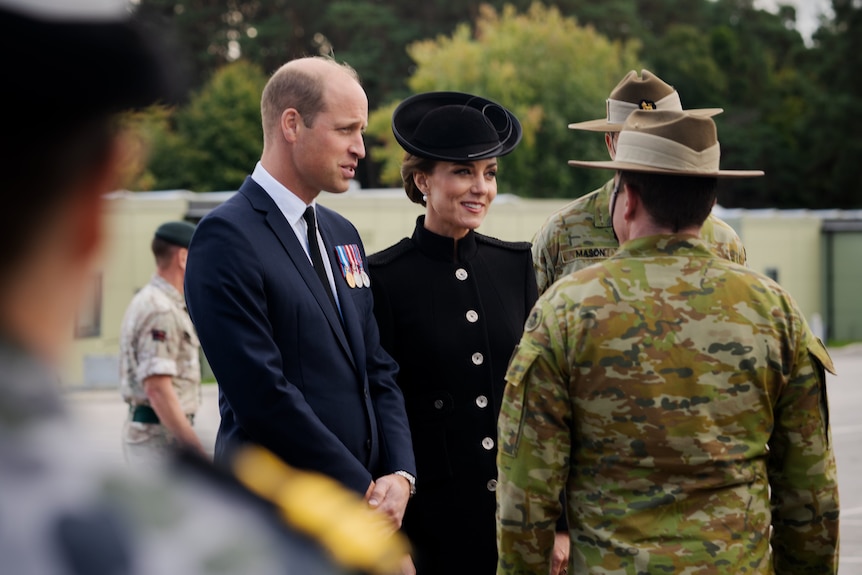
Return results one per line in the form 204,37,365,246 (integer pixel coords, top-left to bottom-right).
154,221,196,248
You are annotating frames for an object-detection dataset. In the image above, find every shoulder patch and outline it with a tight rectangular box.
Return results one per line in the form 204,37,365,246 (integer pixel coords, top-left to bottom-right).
475,233,532,252
367,238,414,267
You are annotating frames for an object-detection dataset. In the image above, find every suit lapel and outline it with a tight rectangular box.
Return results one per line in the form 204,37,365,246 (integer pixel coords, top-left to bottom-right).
239,179,355,371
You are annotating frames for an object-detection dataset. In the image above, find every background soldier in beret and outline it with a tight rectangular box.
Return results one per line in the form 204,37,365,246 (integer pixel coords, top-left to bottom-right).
531,69,747,295
0,1,408,573
497,110,839,574
120,220,206,463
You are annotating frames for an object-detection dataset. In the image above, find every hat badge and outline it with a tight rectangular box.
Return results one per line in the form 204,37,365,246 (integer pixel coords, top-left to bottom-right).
639,99,657,110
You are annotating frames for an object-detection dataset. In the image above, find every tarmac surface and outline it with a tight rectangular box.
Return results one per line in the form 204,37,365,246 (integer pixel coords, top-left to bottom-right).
65,345,862,571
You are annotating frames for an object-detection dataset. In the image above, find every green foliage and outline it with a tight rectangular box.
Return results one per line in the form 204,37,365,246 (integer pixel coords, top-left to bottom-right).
143,61,267,192
367,3,641,198
131,0,861,208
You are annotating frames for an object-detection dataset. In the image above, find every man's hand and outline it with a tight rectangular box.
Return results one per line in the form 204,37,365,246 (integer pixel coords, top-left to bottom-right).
365,473,411,532
549,531,570,575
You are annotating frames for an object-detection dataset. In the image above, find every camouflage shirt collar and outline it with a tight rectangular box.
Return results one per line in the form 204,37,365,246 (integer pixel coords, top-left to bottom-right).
593,178,616,229
614,234,714,259
150,274,185,308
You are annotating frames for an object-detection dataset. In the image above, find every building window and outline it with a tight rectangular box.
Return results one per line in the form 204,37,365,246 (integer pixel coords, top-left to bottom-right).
75,273,102,339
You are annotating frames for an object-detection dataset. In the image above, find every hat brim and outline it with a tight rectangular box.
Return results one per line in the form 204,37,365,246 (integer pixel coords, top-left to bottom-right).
568,108,724,132
392,91,522,161
567,159,764,179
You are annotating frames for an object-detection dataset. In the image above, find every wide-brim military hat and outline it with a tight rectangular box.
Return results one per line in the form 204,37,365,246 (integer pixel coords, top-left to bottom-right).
0,0,182,120
568,69,723,133
568,109,764,179
391,91,522,161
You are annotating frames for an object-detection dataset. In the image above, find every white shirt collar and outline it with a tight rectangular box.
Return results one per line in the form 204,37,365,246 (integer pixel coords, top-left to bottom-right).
251,162,314,226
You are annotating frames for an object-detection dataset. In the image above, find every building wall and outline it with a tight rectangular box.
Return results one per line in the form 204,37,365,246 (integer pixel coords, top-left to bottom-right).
732,211,823,324
62,191,853,388
63,192,190,388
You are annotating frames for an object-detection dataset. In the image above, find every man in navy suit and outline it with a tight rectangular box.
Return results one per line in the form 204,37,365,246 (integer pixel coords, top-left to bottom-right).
185,56,416,530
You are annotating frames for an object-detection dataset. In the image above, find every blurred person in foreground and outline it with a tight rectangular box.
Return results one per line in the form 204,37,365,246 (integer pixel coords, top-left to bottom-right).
368,92,568,574
0,1,407,573
120,221,207,464
531,69,746,295
497,109,839,574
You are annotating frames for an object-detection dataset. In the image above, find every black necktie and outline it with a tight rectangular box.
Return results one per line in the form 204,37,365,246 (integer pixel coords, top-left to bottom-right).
302,206,338,314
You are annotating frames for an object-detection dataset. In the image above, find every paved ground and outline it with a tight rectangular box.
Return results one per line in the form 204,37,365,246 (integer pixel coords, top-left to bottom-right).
65,346,862,570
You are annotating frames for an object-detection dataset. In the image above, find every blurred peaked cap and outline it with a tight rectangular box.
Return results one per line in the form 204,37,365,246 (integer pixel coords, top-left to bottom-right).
567,109,764,179
568,69,723,132
392,91,522,161
0,0,185,121
0,0,129,21
154,221,196,248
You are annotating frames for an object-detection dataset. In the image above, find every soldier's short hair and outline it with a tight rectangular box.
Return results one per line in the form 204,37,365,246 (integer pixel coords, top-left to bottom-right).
152,236,181,268
620,171,718,232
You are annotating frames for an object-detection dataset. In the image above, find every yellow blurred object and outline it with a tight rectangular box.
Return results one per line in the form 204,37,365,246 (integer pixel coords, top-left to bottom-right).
233,445,411,575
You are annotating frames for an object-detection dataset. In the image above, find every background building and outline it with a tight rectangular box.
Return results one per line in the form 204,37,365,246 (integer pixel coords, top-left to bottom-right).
63,191,862,388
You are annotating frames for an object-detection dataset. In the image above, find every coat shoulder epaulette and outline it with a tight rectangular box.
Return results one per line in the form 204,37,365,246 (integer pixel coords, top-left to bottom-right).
475,233,531,252
368,238,414,267
231,445,410,575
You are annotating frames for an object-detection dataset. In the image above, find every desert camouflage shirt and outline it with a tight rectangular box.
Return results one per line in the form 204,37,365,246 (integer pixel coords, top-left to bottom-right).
497,235,839,575
531,179,748,294
120,274,200,415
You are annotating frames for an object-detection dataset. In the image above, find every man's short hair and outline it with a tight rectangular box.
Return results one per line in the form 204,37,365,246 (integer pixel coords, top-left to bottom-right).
619,171,718,232
260,57,359,140
152,236,181,268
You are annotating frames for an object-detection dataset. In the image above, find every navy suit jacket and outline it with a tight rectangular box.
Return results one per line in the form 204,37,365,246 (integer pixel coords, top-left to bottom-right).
185,177,415,494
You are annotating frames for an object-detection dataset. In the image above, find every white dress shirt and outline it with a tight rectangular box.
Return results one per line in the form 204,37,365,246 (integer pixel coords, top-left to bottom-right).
251,162,341,311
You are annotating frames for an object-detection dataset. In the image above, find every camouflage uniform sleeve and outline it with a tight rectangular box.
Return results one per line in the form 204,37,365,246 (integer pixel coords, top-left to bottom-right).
497,299,571,575
531,216,560,296
768,325,840,574
702,215,748,267
133,309,180,383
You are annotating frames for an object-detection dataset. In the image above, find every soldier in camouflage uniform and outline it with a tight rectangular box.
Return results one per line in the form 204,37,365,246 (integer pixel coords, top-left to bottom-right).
120,221,205,463
0,2,408,573
497,110,839,574
532,69,746,294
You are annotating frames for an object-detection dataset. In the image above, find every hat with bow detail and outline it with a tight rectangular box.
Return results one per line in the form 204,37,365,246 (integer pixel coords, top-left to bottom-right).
391,91,522,161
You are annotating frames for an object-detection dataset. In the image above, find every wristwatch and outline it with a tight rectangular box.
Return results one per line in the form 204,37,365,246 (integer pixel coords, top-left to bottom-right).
394,470,416,497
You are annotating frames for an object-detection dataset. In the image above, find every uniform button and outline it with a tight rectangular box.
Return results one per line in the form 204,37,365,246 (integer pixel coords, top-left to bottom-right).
486,479,498,492
475,395,488,408
471,352,484,365
481,437,495,450
434,399,444,409
455,268,468,281
365,439,371,450
466,310,479,323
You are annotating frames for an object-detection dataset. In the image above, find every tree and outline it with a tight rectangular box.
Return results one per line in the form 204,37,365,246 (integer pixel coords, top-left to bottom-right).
366,2,642,198
139,61,267,192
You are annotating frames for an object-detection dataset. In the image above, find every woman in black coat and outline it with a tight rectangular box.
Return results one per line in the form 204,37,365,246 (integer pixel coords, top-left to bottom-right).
368,92,566,575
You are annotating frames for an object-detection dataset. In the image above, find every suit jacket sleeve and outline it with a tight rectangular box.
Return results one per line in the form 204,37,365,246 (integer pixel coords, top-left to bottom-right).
186,212,375,493
354,242,416,478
